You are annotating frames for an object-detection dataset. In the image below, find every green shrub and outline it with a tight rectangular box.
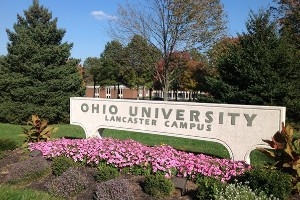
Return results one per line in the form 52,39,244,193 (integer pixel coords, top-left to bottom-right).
0,151,4,160
257,123,300,193
5,157,51,185
194,175,226,200
0,138,19,151
142,174,175,198
94,163,119,182
93,179,135,200
214,182,279,200
121,164,152,176
234,167,292,200
51,155,76,176
45,167,88,198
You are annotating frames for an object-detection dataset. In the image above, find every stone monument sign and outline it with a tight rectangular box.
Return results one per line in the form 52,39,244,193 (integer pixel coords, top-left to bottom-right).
70,97,285,163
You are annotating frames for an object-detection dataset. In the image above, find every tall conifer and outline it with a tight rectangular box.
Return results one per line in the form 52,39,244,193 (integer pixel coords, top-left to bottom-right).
1,0,84,123
204,10,300,125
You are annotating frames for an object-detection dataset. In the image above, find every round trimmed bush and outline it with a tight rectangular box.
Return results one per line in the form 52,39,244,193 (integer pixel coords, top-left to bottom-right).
51,155,76,176
142,174,175,198
5,157,51,185
195,175,226,200
94,164,119,182
45,167,88,198
0,138,19,151
233,167,293,200
214,182,279,200
93,179,135,200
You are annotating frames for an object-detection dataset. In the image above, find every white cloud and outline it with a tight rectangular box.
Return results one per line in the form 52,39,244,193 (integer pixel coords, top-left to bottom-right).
90,11,117,20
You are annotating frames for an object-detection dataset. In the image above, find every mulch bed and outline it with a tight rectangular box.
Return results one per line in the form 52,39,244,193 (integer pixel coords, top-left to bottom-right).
0,148,198,200
1,148,299,200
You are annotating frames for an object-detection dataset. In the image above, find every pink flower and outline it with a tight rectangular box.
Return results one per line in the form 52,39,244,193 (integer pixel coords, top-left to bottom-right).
28,137,251,181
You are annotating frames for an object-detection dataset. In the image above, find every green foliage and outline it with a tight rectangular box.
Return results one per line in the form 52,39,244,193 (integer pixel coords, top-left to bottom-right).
45,167,88,198
51,155,76,176
204,9,300,125
100,40,127,89
93,179,135,200
83,57,103,88
0,138,19,151
214,182,279,200
94,163,119,182
121,164,152,176
0,137,19,161
20,115,56,146
257,123,300,193
1,0,84,124
111,0,226,100
124,34,161,92
5,157,51,185
233,167,292,200
0,151,5,160
276,0,300,49
207,10,281,105
142,174,175,198
194,175,226,200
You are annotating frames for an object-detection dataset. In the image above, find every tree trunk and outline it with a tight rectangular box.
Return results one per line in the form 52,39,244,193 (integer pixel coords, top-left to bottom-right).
93,77,96,98
142,86,145,99
163,68,170,101
117,83,120,99
149,88,153,100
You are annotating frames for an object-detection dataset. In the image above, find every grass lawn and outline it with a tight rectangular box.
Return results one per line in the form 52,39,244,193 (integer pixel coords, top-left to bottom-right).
0,122,273,166
0,185,62,200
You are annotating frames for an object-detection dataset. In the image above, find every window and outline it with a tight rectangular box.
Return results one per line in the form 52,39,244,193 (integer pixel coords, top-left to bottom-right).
106,87,111,98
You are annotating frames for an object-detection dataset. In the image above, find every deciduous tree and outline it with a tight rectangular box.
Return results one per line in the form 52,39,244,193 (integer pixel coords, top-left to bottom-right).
100,40,128,98
109,0,227,100
125,35,161,99
274,0,300,48
181,49,208,100
83,57,103,97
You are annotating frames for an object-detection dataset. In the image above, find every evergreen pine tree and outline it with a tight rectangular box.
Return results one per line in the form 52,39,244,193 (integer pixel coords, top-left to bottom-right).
205,9,300,125
0,0,84,123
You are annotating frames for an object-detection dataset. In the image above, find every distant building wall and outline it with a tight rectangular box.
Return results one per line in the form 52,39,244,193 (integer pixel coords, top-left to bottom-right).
85,85,200,100
86,85,146,99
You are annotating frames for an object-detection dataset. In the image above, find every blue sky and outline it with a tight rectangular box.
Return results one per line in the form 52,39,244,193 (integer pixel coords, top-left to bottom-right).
0,0,275,63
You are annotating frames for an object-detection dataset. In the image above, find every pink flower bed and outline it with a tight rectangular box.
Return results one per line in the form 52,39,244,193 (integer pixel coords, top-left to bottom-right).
28,137,251,182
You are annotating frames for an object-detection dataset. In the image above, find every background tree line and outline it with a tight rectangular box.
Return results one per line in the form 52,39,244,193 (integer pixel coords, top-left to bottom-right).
83,37,207,101
84,0,300,127
0,0,299,127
